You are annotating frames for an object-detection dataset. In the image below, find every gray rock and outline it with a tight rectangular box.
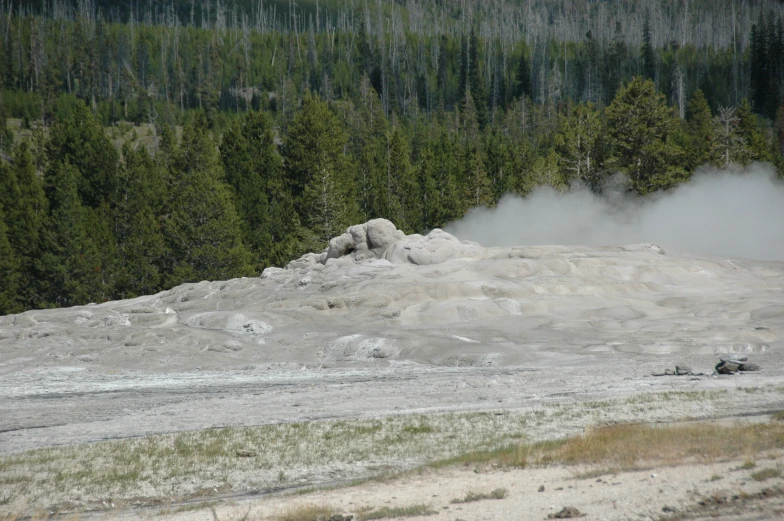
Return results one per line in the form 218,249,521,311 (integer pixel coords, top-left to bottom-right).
664,368,675,375
716,361,740,374
538,485,545,492
739,362,760,372
548,506,584,519
675,365,692,375
720,355,748,363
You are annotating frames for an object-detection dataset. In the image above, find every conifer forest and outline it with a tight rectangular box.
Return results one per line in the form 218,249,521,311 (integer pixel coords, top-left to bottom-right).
1,0,784,314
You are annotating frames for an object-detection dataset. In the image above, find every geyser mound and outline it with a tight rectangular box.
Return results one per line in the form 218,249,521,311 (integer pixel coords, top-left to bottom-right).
1,219,782,374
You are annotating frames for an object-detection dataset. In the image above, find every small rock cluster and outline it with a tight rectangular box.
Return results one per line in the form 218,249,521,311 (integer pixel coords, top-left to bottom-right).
651,365,704,377
652,356,762,377
547,506,585,519
714,355,760,375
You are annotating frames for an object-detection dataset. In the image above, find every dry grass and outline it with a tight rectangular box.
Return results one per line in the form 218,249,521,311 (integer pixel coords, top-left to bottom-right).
273,503,334,521
357,504,438,520
433,422,784,471
450,488,507,503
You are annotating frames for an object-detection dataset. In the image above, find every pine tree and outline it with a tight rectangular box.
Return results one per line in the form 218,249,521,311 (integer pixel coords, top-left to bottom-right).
685,90,714,169
711,105,744,168
0,203,21,315
385,126,420,232
604,22,628,104
40,161,106,307
776,106,784,157
515,43,532,100
165,112,252,285
113,145,166,298
555,102,605,190
283,93,359,247
468,26,489,129
736,98,772,164
464,146,491,207
46,97,119,209
220,110,301,270
0,142,47,309
418,132,462,229
606,77,686,194
641,12,656,82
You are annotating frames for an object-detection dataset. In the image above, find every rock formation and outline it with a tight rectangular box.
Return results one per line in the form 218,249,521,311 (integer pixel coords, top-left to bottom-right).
1,219,782,373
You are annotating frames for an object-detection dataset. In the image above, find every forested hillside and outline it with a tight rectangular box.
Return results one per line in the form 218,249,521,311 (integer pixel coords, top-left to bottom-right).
1,0,784,314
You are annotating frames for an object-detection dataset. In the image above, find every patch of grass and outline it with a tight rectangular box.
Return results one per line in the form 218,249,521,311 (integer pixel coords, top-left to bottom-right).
738,460,757,470
709,473,723,481
750,468,781,481
358,504,438,520
573,467,622,480
772,411,784,422
402,424,435,435
450,488,507,503
274,503,334,521
432,423,784,472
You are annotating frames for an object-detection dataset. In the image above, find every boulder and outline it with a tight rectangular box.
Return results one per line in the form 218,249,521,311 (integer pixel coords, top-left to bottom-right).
675,365,692,375
716,361,740,374
548,506,585,519
739,362,760,372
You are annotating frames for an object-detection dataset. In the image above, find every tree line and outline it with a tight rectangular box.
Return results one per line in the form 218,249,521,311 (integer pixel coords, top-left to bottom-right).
1,1,784,128
1,75,783,315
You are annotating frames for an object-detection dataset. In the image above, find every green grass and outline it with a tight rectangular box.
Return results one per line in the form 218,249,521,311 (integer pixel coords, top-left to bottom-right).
750,468,782,481
0,411,530,514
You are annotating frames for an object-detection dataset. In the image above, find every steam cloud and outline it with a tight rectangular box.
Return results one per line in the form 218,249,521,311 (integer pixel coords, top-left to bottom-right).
446,163,784,261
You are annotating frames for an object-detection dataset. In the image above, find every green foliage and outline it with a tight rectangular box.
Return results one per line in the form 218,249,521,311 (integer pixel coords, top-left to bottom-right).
220,110,302,270
606,77,686,194
1,1,784,315
684,89,714,169
46,96,119,209
165,113,252,285
555,102,606,190
284,93,359,247
0,203,21,315
0,142,47,308
112,145,166,298
40,161,108,307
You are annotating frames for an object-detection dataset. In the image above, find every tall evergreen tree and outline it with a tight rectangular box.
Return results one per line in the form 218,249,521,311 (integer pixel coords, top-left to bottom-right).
515,43,532,100
40,160,106,307
0,203,21,315
220,110,301,270
284,93,359,247
606,77,685,194
165,112,252,285
604,22,628,104
384,126,420,232
555,102,606,190
684,90,714,169
468,26,489,128
46,97,119,209
736,98,772,163
0,142,47,308
641,12,656,82
112,145,166,298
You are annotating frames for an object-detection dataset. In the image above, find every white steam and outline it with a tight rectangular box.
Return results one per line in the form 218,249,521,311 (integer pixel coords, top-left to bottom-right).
446,163,784,261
